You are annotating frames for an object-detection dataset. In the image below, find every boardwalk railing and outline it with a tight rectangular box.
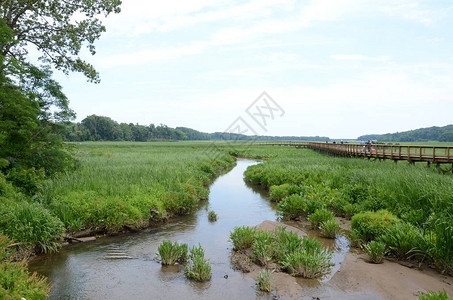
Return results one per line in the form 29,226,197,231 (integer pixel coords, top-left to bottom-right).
306,142,453,164
254,142,453,170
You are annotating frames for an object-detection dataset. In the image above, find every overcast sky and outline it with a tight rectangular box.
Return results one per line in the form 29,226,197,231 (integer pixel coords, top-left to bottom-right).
54,0,453,139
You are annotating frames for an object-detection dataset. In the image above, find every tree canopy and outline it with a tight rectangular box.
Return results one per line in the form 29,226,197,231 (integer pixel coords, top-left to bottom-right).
1,0,121,82
358,125,453,142
1,1,121,194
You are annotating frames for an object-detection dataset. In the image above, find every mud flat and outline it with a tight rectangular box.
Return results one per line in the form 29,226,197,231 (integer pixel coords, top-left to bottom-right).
237,220,453,300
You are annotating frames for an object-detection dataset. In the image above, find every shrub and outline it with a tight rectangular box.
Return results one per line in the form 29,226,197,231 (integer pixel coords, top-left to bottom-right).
256,270,273,292
418,290,451,300
320,219,340,239
269,184,302,202
184,244,211,281
379,223,427,259
363,241,387,264
230,226,256,250
156,240,188,265
308,208,334,229
253,231,275,266
351,210,400,242
208,211,218,222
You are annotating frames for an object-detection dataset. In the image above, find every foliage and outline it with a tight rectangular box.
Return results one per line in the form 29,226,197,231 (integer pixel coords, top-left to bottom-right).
277,193,324,220
242,145,453,271
184,244,211,281
256,270,273,292
208,211,218,222
363,241,387,264
351,210,400,242
320,219,340,239
273,227,303,259
428,214,453,273
379,223,428,260
64,115,188,141
0,236,50,299
0,0,121,81
230,226,256,251
252,231,275,266
40,143,235,233
156,240,188,265
359,124,453,142
269,184,302,202
418,290,452,300
0,200,64,253
308,208,334,229
281,238,333,278
230,224,333,279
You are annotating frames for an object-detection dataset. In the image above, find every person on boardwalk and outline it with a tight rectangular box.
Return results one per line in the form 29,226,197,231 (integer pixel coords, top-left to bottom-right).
366,140,371,152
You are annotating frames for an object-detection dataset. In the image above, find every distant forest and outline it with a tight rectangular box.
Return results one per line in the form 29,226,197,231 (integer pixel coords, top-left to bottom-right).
358,125,453,142
62,115,330,142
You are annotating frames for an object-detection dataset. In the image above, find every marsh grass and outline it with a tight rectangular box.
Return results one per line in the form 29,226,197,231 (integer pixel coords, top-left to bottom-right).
208,211,218,222
320,219,340,239
281,248,333,278
242,146,453,271
184,244,211,281
157,240,188,265
256,269,273,292
351,210,400,242
308,208,334,229
230,226,256,250
379,223,427,260
229,226,333,279
363,241,387,264
418,289,451,300
253,231,275,266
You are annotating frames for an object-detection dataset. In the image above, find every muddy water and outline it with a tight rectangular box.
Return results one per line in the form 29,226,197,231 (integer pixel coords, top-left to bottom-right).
28,159,351,300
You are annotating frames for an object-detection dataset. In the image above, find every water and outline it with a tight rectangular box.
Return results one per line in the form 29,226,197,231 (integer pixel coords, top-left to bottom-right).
28,159,353,300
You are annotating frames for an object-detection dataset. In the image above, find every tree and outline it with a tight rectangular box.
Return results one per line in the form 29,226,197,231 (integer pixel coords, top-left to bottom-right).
1,0,122,82
0,1,121,193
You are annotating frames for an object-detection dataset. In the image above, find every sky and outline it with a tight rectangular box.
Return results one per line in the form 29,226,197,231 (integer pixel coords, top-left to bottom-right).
53,0,453,139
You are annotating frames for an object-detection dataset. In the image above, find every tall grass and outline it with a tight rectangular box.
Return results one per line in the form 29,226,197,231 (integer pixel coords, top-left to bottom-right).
38,142,235,234
242,146,453,272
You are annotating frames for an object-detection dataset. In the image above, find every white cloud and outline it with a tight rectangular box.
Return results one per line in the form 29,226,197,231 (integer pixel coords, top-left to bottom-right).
330,54,391,62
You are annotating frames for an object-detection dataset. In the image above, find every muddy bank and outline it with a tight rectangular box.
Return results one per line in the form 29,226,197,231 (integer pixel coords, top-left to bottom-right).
234,220,453,300
330,252,453,300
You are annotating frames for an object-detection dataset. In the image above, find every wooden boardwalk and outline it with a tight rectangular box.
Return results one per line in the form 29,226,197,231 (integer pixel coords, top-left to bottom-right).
255,142,453,171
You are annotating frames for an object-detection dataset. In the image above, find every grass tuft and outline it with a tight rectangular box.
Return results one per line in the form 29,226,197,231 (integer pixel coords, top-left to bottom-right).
184,244,211,281
208,211,218,222
230,226,256,250
256,269,273,292
363,241,387,264
157,240,188,265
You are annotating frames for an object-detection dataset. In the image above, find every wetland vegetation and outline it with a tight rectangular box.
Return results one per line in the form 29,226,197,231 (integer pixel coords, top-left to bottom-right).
1,141,452,298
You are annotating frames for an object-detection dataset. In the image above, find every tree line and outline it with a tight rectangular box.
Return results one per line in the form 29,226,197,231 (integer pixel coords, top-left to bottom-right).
63,115,187,141
358,125,453,142
62,115,330,142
